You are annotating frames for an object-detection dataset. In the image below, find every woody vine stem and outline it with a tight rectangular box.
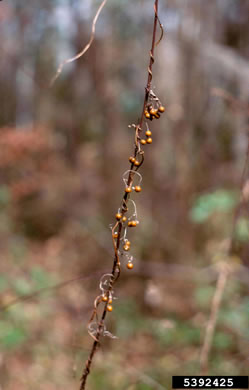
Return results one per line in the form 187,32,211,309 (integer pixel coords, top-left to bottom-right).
80,1,164,388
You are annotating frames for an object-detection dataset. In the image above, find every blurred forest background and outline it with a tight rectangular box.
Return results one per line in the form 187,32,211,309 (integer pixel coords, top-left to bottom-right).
0,0,249,389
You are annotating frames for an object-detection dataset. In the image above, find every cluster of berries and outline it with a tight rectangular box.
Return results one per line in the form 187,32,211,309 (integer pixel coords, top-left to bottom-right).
144,103,165,121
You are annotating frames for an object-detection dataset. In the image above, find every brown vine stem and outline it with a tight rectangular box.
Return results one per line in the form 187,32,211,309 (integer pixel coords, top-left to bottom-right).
79,1,160,389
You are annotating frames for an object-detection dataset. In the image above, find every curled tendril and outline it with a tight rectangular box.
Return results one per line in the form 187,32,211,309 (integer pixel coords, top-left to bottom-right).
122,170,142,187
99,273,113,293
88,321,118,340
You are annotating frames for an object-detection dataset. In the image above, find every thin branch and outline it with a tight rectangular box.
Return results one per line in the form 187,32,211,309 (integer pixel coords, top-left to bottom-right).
0,271,103,313
50,0,108,86
200,263,229,374
200,95,249,374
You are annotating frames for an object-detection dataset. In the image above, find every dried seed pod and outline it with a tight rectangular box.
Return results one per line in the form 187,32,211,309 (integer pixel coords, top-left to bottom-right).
128,220,137,227
158,105,165,113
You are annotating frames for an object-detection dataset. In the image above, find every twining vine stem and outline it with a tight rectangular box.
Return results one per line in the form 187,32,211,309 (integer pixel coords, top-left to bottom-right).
80,1,162,388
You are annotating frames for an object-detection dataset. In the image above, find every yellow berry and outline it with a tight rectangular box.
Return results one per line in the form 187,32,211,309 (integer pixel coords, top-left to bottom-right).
125,187,132,193
127,262,134,270
107,304,113,312
155,113,160,119
134,160,140,166
102,295,108,302
123,245,130,251
128,220,137,227
112,232,118,238
146,137,152,144
116,213,122,220
135,186,142,192
108,298,112,304
145,130,152,136
158,105,165,113
122,216,127,222
140,139,146,145
150,108,158,116
129,156,136,163
145,112,151,119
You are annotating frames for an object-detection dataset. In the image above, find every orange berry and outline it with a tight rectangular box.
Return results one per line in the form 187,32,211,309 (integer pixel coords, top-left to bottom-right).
127,262,134,270
146,137,152,144
135,186,142,192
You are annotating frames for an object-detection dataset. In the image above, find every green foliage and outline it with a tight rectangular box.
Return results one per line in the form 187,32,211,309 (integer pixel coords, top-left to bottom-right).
31,266,57,289
0,275,8,292
190,190,238,223
213,331,233,349
194,285,215,309
0,185,10,208
115,300,147,338
0,321,28,349
235,217,249,242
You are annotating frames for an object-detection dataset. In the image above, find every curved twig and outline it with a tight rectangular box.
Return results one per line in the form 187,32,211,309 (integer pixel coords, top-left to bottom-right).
50,0,108,86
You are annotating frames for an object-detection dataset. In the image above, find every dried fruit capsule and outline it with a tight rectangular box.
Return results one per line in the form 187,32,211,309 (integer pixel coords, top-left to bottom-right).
158,105,165,113
128,220,137,227
146,137,152,144
150,108,158,116
145,130,152,137
127,262,134,270
107,304,113,312
135,186,142,192
116,213,122,220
